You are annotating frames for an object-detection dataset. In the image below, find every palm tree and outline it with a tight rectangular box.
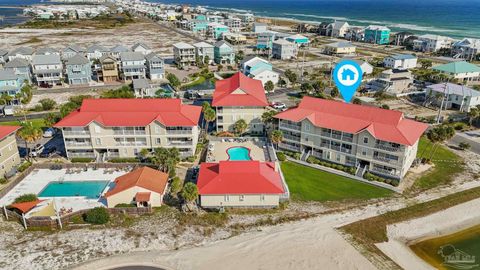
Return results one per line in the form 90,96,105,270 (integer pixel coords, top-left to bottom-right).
270,130,283,150
427,125,455,160
468,107,479,126
16,122,42,161
233,119,247,136
261,110,277,135
203,107,216,134
181,182,198,203
201,101,211,130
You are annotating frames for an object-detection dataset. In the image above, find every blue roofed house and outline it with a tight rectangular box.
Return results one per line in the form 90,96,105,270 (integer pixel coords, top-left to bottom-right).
240,56,279,86
0,70,24,104
207,23,229,39
65,54,92,85
426,83,480,112
364,25,391,45
214,41,235,65
286,34,309,47
145,52,165,80
383,54,418,69
433,61,480,85
4,58,32,84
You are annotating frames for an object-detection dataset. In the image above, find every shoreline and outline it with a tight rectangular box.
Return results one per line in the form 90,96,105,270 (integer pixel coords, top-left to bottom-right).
376,198,480,270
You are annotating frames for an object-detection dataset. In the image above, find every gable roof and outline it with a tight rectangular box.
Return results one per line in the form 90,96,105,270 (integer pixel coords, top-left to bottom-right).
110,45,130,53
145,52,163,62
428,83,480,97
32,54,61,65
193,41,214,48
0,126,21,141
54,98,202,127
433,61,480,74
197,161,284,195
8,47,34,56
214,40,233,48
274,96,428,146
132,42,151,51
387,54,417,60
0,70,19,81
120,52,145,61
173,42,195,50
4,58,29,68
87,44,109,53
35,47,59,55
212,72,268,107
105,167,168,198
65,54,90,65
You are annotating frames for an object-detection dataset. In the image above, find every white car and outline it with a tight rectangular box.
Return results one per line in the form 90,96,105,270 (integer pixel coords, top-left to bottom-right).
29,144,45,157
43,128,55,138
271,102,286,110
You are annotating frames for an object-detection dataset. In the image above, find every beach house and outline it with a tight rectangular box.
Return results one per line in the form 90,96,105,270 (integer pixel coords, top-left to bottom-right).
31,54,63,87
193,42,214,64
145,53,165,81
173,42,196,67
413,34,454,52
225,17,242,32
35,47,60,56
62,45,86,60
274,96,428,180
364,25,391,45
370,69,413,95
132,43,152,56
383,54,418,70
256,31,277,50
286,34,309,47
207,22,229,39
86,45,109,61
105,167,169,208
327,21,349,38
119,52,146,81
214,41,235,65
98,55,119,83
433,61,480,85
110,45,130,60
272,39,297,60
324,42,356,55
65,54,92,85
189,19,208,34
7,47,34,62
0,126,21,179
253,22,268,33
452,38,480,61
393,32,415,46
351,60,373,76
212,72,268,134
426,83,480,112
241,56,279,86
4,58,32,83
197,161,285,208
54,98,202,160
0,70,24,100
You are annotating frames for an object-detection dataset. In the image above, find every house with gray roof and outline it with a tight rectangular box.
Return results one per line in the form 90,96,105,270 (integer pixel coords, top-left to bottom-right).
193,42,214,64
110,45,130,59
35,47,60,56
132,78,155,97
31,54,63,87
145,53,164,81
324,41,356,55
272,38,297,60
4,58,31,83
426,83,480,112
327,21,350,38
0,70,24,101
173,42,196,67
86,45,109,60
214,40,235,64
132,43,152,56
7,47,34,62
65,54,92,85
383,54,417,69
119,52,146,81
62,45,86,59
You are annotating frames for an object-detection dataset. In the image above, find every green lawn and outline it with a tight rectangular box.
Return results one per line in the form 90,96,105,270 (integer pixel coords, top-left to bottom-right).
0,118,46,129
281,161,392,202
412,137,464,191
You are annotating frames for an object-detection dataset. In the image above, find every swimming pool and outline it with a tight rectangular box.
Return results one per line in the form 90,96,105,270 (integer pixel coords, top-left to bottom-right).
38,181,109,199
227,147,252,161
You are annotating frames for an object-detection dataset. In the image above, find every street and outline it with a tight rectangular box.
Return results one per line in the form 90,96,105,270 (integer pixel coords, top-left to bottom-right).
450,131,480,155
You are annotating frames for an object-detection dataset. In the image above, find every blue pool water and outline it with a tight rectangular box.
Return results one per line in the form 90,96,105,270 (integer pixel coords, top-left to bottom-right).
227,147,252,161
38,181,109,199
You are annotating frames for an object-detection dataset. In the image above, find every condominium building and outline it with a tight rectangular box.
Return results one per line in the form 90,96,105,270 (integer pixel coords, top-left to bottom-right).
274,97,428,179
0,126,21,178
212,72,268,134
173,42,196,67
54,99,202,160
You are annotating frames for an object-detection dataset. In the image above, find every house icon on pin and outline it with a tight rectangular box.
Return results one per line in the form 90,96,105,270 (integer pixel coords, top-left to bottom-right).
342,68,356,81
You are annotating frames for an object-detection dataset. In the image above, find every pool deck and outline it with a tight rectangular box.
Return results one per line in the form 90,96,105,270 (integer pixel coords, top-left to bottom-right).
208,141,267,162
0,168,126,216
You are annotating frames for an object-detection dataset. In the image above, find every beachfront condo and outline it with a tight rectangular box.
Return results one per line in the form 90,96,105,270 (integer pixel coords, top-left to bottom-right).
54,99,202,160
274,96,428,180
212,72,268,135
0,126,21,179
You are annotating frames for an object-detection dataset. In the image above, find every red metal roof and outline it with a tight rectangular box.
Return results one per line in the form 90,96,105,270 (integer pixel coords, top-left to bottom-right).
105,167,168,198
54,99,201,127
9,199,45,214
274,96,428,146
212,72,268,107
135,192,151,202
197,161,285,195
0,126,20,141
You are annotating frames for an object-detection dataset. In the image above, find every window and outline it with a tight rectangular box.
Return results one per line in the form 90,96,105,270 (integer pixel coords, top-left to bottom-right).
260,195,265,201
362,150,367,156
224,195,230,202
94,125,101,133
155,126,160,134
363,137,369,144
95,138,101,145
156,138,161,144
239,195,245,201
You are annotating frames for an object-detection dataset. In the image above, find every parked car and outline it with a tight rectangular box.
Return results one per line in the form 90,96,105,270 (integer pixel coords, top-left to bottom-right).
29,144,45,157
184,90,200,100
271,102,286,110
43,128,55,138
40,146,57,158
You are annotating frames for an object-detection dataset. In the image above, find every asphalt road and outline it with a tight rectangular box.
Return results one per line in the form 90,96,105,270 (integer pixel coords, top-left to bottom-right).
450,131,480,155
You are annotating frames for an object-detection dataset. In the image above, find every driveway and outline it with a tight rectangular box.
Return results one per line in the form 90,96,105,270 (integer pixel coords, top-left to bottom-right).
450,130,480,155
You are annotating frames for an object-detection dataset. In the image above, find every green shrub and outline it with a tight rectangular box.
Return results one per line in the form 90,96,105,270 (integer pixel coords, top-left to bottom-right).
84,207,110,224
170,176,182,195
0,178,7,184
293,153,301,160
277,152,286,162
13,193,38,204
17,161,32,172
39,98,57,111
391,179,400,187
182,156,196,162
71,158,94,163
114,203,136,208
109,158,139,163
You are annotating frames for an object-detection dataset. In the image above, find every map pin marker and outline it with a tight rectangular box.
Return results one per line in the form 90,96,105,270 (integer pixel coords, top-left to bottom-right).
333,60,363,103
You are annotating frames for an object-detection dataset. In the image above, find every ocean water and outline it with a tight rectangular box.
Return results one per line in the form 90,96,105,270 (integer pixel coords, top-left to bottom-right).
1,0,480,38
153,0,480,39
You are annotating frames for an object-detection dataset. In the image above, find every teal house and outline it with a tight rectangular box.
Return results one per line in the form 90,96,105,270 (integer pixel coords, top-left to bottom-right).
214,41,235,64
364,25,391,45
190,16,208,33
65,54,92,85
0,70,24,102
208,23,229,40
257,31,276,49
286,34,310,46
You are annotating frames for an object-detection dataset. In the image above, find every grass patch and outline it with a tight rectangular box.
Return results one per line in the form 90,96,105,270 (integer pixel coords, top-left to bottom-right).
411,137,464,191
20,14,136,30
281,161,392,202
0,118,46,129
340,186,480,268
15,37,42,45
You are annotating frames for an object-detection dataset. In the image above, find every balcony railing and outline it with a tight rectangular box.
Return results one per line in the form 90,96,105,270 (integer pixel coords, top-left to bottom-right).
375,144,401,152
279,123,301,131
278,143,300,152
68,152,95,158
371,167,400,177
283,134,301,141
168,141,193,146
373,155,397,164
65,142,91,147
113,130,146,135
166,130,192,135
63,131,90,136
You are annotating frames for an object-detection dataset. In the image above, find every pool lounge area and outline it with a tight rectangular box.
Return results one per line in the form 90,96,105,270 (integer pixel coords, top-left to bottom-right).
38,180,110,199
227,146,252,161
206,137,276,162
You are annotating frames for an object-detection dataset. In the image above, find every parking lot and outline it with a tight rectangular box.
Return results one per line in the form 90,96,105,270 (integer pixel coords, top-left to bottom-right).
18,131,66,159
